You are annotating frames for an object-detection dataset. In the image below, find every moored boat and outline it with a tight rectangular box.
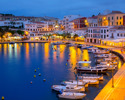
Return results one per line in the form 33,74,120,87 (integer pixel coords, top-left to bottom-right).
51,84,85,92
78,74,103,81
94,54,108,58
61,80,89,87
58,92,86,99
76,66,107,74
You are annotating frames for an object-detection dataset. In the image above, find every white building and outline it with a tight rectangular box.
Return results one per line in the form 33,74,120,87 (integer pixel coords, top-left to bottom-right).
86,26,125,46
87,16,98,27
0,20,30,28
61,15,82,30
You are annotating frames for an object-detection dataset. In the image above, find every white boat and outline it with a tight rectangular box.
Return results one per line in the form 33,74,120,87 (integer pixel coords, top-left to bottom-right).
51,85,85,92
76,66,107,74
93,50,109,54
99,61,118,65
61,80,89,87
82,79,99,85
94,54,108,58
67,43,76,47
78,75,103,81
78,61,91,64
96,64,117,71
88,50,93,53
96,58,112,63
58,92,86,99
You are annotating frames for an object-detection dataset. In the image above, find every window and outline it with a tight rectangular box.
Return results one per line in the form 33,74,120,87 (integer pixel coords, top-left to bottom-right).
112,17,114,20
117,33,119,36
104,30,106,33
121,34,122,37
101,30,103,33
116,22,118,25
120,22,121,25
117,16,118,20
107,35,109,37
101,35,103,38
91,30,92,33
91,34,92,37
104,35,106,38
124,34,125,37
120,17,122,19
107,30,109,32
108,17,110,20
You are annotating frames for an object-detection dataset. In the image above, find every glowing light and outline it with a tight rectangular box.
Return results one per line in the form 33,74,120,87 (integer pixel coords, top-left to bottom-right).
44,43,49,63
82,50,89,66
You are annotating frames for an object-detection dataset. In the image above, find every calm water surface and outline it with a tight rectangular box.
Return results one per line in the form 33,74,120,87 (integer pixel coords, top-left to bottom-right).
0,43,122,100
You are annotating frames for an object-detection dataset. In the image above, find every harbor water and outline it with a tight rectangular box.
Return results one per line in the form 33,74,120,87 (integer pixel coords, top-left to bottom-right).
0,43,122,100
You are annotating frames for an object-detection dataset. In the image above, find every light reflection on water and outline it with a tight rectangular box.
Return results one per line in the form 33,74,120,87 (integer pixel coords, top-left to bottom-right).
0,43,122,100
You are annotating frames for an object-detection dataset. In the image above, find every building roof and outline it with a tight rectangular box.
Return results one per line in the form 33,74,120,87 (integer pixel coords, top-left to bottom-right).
110,26,125,30
88,16,98,19
108,11,125,15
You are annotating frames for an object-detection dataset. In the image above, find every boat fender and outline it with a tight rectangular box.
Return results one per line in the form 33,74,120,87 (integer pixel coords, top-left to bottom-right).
1,96,4,100
43,79,46,81
66,63,67,65
35,69,36,72
39,73,41,76
30,81,32,84
34,75,36,78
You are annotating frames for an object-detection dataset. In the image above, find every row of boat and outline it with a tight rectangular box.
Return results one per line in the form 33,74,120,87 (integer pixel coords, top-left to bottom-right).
51,74,103,99
51,43,119,99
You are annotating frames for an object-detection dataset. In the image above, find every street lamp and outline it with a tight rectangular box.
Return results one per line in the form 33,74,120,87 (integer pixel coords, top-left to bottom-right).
112,61,114,88
110,49,114,88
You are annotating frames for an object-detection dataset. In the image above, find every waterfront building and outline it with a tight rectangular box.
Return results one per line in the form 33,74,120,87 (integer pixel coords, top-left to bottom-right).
87,16,98,27
73,17,87,29
98,11,125,26
0,20,30,28
61,15,82,30
85,26,125,47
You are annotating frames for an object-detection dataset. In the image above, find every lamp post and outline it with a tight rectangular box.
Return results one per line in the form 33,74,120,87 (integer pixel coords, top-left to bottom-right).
112,64,114,88
110,49,114,88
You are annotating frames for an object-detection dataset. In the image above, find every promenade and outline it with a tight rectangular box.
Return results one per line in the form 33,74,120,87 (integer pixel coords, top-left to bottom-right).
94,45,125,100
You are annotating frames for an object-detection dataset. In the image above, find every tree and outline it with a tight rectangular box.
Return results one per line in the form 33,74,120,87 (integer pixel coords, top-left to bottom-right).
8,30,15,35
92,15,95,17
17,30,24,35
66,33,71,38
73,34,78,39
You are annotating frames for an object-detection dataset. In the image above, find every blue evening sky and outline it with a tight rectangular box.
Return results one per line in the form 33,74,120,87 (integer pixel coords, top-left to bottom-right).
0,0,125,19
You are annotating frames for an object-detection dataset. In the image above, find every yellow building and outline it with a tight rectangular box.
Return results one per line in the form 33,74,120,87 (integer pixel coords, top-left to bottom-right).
98,11,125,26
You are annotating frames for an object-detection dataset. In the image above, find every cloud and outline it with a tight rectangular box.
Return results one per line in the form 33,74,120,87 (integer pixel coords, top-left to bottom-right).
0,0,125,18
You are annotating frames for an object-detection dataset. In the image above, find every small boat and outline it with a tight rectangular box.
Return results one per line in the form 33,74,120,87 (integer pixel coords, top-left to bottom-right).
94,54,108,58
96,64,117,71
93,50,109,54
51,85,85,92
77,44,83,48
88,50,93,53
99,61,118,65
96,58,112,63
78,60,92,64
58,92,86,99
78,74,103,81
9,42,15,44
67,43,77,47
76,66,107,74
61,80,89,87
81,46,93,49
52,42,64,45
82,79,99,85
